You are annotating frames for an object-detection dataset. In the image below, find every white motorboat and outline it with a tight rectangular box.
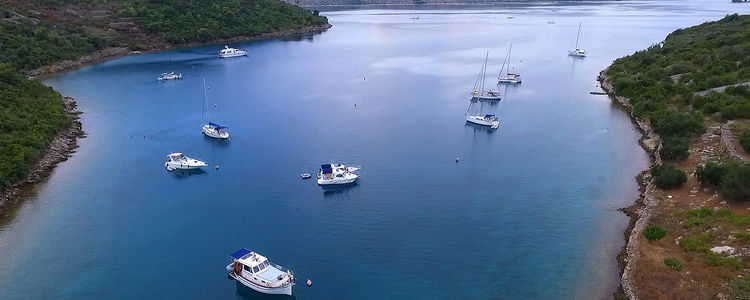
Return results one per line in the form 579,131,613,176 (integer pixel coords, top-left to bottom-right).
497,43,522,84
317,163,358,185
219,45,247,58
568,23,587,57
157,71,182,81
471,51,502,101
226,249,295,296
202,123,229,139
466,114,499,129
164,153,207,171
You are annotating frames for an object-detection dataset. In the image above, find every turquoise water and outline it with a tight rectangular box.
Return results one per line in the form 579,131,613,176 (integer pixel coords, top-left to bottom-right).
1,1,747,299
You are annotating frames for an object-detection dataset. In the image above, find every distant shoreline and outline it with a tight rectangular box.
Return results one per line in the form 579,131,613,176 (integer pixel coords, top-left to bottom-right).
28,23,332,79
0,23,332,218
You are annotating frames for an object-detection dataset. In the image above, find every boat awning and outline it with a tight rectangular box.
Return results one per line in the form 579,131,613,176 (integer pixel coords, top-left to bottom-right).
484,114,495,118
230,248,252,260
208,122,227,130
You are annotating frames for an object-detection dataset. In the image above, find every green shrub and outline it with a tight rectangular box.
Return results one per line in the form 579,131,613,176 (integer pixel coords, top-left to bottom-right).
741,130,750,153
720,163,750,201
725,278,750,300
735,231,750,243
652,164,687,189
706,251,742,269
695,161,750,202
679,232,715,252
650,110,705,138
686,207,714,227
661,136,690,160
664,257,683,271
644,225,667,241
696,162,726,186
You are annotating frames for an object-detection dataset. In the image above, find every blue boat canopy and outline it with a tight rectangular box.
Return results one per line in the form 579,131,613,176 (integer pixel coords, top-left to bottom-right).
321,164,332,169
208,122,228,130
230,248,252,259
484,114,496,118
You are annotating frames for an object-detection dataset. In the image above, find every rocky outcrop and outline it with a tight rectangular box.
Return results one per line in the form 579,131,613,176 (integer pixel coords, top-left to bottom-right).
720,120,750,162
0,97,84,213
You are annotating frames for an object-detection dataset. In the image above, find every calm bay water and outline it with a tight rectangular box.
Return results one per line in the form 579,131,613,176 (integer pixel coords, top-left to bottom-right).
1,1,748,299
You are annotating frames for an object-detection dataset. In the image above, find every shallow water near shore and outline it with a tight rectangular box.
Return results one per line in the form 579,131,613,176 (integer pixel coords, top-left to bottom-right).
1,1,748,298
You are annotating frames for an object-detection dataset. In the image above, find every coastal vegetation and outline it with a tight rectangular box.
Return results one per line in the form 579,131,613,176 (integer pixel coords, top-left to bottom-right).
663,257,683,271
696,161,750,202
607,14,750,160
0,64,71,188
741,129,750,152
119,0,329,43
651,163,687,189
643,225,666,241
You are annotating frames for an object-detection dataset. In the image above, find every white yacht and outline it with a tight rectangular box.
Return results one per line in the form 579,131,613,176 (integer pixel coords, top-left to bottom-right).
466,114,500,129
164,153,207,171
471,51,502,100
157,71,182,81
497,43,522,84
226,249,296,296
568,23,587,57
219,45,247,58
317,163,359,185
202,122,229,139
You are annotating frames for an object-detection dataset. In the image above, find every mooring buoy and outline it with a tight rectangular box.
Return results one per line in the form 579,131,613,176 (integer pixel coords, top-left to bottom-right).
215,165,220,170
455,157,460,163
306,279,312,286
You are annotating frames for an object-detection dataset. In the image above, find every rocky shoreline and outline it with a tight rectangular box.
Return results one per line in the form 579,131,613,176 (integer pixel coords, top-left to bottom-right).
28,23,332,79
598,69,661,300
0,96,84,215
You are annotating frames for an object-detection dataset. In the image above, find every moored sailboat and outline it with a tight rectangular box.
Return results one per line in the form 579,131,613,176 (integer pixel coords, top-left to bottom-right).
497,43,522,84
471,51,502,101
568,23,587,57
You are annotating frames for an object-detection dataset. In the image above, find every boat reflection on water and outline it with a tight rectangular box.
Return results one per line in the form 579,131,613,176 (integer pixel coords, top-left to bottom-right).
234,282,296,300
322,182,359,197
465,122,498,134
168,168,207,179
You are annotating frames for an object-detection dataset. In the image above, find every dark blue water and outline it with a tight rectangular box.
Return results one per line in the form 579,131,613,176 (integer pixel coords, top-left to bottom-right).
2,1,748,299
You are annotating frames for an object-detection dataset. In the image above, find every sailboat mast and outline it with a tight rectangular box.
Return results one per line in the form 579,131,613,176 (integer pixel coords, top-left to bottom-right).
575,23,581,48
202,78,207,124
481,50,488,92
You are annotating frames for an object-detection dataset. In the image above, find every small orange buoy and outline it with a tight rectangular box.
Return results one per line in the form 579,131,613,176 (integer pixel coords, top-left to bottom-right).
306,279,312,286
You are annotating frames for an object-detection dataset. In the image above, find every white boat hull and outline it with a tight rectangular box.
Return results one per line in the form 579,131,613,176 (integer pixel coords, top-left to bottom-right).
230,272,292,296
466,115,499,129
219,52,247,58
202,125,230,139
569,49,587,57
317,175,358,185
498,77,521,84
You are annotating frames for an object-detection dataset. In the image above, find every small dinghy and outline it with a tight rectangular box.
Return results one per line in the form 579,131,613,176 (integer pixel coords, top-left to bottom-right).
226,249,296,296
157,71,182,81
300,173,312,179
164,153,207,171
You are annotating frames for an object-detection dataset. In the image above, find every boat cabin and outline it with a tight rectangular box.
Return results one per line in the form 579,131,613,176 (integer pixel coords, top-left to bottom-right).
229,248,291,288
168,153,186,161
